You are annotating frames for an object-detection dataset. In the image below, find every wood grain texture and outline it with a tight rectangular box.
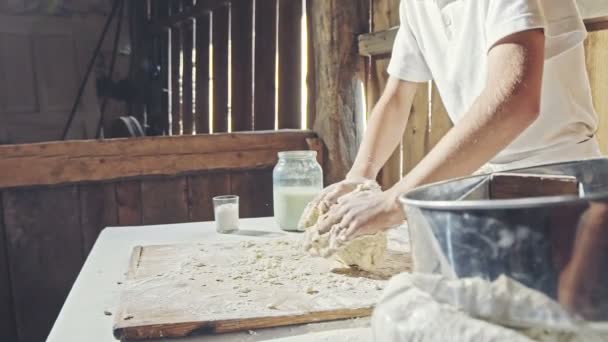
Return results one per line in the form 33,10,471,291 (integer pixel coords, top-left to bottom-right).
3,186,84,342
195,14,211,134
306,0,316,130
116,181,142,226
230,169,274,218
182,21,195,135
253,0,278,130
80,183,118,254
212,5,230,133
170,23,182,135
188,173,231,221
402,82,430,175
277,0,302,129
490,173,579,200
0,194,17,342
309,0,369,183
428,83,452,149
371,0,401,189
585,30,608,154
0,131,317,188
141,177,189,225
231,0,254,131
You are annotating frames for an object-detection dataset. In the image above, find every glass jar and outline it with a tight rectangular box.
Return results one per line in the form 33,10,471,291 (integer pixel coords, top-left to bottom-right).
273,151,323,231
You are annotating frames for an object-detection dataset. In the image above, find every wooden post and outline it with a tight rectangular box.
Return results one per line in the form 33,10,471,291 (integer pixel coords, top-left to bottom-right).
195,14,211,134
182,21,194,134
212,5,230,133
309,0,369,184
585,30,608,154
170,1,182,135
253,0,278,130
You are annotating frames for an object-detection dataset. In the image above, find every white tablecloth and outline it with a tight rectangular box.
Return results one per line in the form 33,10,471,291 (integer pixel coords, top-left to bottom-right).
47,217,371,342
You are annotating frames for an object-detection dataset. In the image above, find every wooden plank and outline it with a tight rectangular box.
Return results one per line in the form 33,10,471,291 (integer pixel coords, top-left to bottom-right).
428,83,452,149
231,0,254,131
309,0,369,183
80,183,118,254
402,82,430,175
182,21,195,135
306,0,316,129
0,194,17,342
3,186,84,342
585,30,608,154
229,169,274,219
212,5,230,133
277,0,302,129
0,130,317,188
490,173,579,200
116,181,142,226
371,0,401,189
195,14,211,134
253,0,278,130
170,7,182,135
141,177,189,225
188,173,231,221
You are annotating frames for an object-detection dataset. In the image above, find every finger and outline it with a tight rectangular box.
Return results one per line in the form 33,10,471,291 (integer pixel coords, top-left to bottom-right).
316,208,342,234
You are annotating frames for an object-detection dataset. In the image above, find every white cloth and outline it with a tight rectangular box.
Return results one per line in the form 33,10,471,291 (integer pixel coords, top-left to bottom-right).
388,0,600,167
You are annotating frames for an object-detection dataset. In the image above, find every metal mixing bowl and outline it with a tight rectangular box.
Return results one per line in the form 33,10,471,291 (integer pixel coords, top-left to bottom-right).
400,158,608,321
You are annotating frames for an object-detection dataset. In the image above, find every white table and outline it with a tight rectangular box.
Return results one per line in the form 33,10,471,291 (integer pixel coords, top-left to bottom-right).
47,217,371,342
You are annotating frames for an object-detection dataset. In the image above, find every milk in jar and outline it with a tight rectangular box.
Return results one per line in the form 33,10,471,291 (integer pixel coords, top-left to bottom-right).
273,151,323,231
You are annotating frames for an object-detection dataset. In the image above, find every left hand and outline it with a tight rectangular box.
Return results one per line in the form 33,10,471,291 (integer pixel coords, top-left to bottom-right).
316,189,406,244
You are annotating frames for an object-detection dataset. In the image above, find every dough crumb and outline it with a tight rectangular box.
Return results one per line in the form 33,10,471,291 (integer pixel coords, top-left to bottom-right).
104,310,112,316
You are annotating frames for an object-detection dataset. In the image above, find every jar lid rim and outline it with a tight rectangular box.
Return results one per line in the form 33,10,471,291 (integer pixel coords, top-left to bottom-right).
278,150,317,159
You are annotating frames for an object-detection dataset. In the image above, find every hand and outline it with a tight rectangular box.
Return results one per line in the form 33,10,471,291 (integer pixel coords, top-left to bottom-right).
317,189,406,243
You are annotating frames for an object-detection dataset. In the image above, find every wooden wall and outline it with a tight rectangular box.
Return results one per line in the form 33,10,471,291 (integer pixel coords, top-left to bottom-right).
0,130,322,342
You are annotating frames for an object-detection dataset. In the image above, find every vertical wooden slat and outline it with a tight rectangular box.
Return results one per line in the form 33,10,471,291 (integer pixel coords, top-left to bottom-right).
188,173,232,221
212,5,230,133
159,0,171,135
277,0,302,129
253,0,278,130
141,177,190,225
230,169,274,219
370,0,401,187
3,186,84,342
0,194,17,342
80,183,118,254
585,30,608,154
231,0,254,131
402,82,430,175
116,181,142,226
195,14,211,134
306,0,316,129
182,22,195,134
170,1,183,135
428,83,452,150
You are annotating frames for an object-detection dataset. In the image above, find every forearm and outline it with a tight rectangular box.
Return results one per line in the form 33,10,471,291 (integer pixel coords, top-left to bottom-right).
389,29,545,196
348,78,419,180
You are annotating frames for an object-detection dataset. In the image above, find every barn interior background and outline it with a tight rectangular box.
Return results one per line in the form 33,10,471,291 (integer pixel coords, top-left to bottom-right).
0,0,606,341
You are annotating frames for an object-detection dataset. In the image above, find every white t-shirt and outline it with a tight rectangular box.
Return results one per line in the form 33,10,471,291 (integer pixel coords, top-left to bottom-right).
388,0,600,166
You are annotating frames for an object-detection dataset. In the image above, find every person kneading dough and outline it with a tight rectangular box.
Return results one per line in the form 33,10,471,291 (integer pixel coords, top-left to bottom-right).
307,0,603,248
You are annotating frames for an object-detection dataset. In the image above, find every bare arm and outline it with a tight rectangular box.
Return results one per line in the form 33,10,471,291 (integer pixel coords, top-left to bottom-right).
347,78,419,181
388,29,545,198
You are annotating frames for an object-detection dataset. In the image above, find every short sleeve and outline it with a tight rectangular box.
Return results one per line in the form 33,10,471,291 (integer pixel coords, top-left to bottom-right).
387,1,432,82
486,0,586,59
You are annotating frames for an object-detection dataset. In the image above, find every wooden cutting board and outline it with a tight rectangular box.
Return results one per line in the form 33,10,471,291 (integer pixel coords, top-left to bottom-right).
113,231,411,340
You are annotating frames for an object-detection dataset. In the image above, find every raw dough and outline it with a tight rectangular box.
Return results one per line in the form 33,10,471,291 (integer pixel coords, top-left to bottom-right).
298,181,388,272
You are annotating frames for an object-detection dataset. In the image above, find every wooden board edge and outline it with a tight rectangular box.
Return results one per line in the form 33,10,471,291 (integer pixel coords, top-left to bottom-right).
126,246,144,280
113,307,373,340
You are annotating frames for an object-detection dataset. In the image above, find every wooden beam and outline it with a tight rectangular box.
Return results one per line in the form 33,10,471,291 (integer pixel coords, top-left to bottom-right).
358,16,608,57
182,22,195,134
277,0,303,129
0,131,317,188
310,0,369,183
170,1,182,135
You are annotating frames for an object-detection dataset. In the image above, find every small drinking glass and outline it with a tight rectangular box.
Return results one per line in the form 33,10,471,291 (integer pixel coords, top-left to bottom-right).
213,195,239,233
